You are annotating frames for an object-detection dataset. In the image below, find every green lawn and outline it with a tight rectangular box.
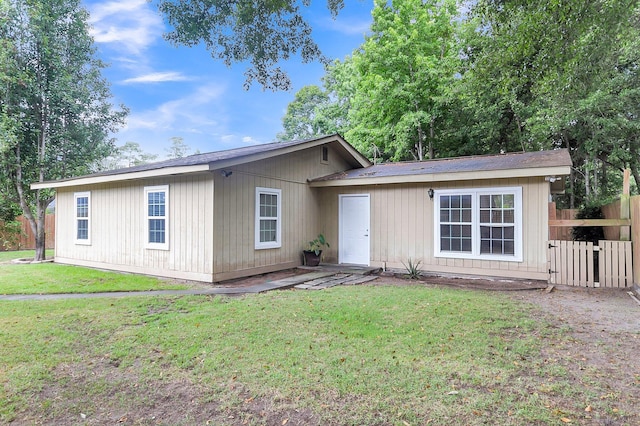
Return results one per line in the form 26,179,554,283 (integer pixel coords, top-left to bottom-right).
0,251,188,294
0,286,626,425
0,249,54,263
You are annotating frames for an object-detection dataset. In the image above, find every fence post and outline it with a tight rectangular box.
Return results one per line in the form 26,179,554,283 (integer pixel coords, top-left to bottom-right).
631,195,640,288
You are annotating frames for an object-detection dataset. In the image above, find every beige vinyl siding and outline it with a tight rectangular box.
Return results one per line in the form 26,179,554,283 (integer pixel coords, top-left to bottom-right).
55,173,214,282
318,177,550,280
211,144,349,281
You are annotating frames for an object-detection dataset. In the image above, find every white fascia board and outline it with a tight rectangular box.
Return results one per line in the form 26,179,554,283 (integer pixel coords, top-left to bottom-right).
30,164,211,190
308,165,572,187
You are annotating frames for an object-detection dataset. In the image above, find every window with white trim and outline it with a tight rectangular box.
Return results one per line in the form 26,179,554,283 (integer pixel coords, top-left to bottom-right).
74,191,90,244
434,187,522,261
255,187,281,249
145,185,169,250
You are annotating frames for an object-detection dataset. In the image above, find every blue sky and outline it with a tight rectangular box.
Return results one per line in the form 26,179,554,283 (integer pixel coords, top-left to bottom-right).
83,0,374,157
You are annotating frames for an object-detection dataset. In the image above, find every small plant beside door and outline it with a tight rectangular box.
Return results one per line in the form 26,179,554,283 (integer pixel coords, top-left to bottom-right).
303,234,330,266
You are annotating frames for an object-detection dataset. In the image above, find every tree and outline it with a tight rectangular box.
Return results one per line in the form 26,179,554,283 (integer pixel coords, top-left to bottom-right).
165,136,190,159
96,141,158,170
0,0,127,260
464,0,640,207
278,85,332,141
343,0,460,161
157,0,345,91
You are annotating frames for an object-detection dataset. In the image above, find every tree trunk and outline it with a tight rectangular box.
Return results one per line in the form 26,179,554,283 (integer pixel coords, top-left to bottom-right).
429,116,435,159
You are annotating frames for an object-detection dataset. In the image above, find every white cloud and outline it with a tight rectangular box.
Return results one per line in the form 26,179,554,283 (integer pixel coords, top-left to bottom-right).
242,136,261,145
124,83,227,133
325,18,371,36
122,72,191,84
87,0,163,55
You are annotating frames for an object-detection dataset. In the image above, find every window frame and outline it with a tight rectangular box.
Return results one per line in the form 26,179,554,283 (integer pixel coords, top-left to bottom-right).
74,191,91,245
434,187,523,262
144,185,169,250
255,187,282,250
321,146,329,164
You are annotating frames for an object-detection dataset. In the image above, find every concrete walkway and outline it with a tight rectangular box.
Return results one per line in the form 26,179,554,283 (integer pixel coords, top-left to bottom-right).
0,270,378,301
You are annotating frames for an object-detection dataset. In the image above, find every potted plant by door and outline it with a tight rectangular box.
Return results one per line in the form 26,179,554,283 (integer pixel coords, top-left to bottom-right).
303,234,330,266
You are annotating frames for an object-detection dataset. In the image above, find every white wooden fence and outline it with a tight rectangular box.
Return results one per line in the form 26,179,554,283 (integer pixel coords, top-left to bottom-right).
548,240,633,287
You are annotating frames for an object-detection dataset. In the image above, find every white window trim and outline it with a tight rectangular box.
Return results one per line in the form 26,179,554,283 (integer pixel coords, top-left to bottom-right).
74,191,91,245
145,185,169,250
255,187,282,250
434,187,523,262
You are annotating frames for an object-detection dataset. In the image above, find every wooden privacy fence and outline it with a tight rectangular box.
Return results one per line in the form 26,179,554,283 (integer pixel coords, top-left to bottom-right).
548,240,633,287
0,215,55,251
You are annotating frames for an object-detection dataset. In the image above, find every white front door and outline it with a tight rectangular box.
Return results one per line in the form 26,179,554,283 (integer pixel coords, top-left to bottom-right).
339,194,370,265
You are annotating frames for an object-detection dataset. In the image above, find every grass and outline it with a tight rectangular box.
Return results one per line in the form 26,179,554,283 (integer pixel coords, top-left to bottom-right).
0,249,54,262
0,250,188,294
0,285,624,425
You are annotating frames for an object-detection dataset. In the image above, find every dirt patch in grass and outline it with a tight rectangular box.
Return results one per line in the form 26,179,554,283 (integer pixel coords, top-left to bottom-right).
509,287,640,425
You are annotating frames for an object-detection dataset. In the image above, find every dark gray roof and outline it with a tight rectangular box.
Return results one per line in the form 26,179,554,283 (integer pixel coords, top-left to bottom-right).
86,135,339,178
312,149,572,182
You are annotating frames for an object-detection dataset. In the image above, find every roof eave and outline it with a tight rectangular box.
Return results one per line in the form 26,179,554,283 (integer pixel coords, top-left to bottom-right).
30,164,211,190
208,134,371,171
309,165,572,187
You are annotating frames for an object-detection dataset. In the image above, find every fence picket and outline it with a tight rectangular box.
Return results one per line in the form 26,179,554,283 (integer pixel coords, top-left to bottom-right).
548,240,631,288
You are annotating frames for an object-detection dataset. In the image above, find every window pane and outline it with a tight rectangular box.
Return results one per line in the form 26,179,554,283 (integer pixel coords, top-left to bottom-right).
462,209,472,222
480,240,491,253
77,219,88,240
451,196,460,208
491,227,503,239
149,219,165,243
504,241,515,254
451,239,461,251
440,224,450,237
492,195,502,208
504,226,515,239
260,219,277,242
441,238,450,251
462,195,472,208
260,193,277,218
440,210,450,222
148,192,165,217
462,225,471,238
462,238,472,251
440,195,450,208
76,197,88,218
503,194,514,208
503,210,515,223
452,209,460,222
480,209,490,223
452,225,461,237
491,210,502,223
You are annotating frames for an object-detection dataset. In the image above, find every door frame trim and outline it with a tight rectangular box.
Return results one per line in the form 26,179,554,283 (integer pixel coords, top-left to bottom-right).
338,193,371,266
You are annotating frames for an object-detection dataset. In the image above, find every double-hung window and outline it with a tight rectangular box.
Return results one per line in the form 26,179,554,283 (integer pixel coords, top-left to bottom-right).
255,187,281,249
435,187,522,261
74,191,90,244
145,185,169,250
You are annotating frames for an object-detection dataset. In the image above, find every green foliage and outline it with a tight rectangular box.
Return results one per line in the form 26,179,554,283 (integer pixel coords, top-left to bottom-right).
306,233,329,256
571,202,605,244
158,0,345,91
0,0,127,259
401,258,422,279
346,0,461,161
96,141,158,171
165,136,191,159
277,85,335,141
0,220,22,250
